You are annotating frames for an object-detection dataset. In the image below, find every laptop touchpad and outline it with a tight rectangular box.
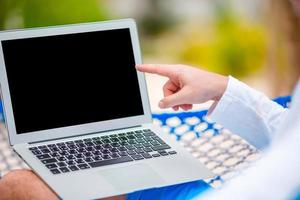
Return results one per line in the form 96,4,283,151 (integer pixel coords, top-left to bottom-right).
99,163,166,191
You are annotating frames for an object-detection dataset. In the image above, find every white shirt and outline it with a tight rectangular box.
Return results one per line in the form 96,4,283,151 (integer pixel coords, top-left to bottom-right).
198,77,300,200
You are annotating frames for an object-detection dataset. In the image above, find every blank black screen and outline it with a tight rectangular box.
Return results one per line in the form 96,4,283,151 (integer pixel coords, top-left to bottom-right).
2,28,144,134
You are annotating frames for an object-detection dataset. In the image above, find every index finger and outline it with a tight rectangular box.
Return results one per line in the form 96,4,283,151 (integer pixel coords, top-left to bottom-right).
136,64,179,79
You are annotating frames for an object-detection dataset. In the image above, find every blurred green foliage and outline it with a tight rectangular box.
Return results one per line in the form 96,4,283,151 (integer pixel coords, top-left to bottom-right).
179,2,267,77
0,0,267,78
23,0,109,28
0,0,109,30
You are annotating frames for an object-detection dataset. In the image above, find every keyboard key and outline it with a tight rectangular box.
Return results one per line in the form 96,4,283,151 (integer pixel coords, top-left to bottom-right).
37,154,50,160
109,153,120,158
125,145,135,150
152,153,160,157
57,162,67,167
100,149,110,154
57,156,67,161
89,156,133,168
92,151,101,156
50,152,59,157
74,140,83,143
29,147,38,150
131,154,144,160
92,137,100,140
69,165,79,171
31,150,42,155
135,133,143,138
135,130,143,133
102,144,111,149
38,145,47,149
59,146,68,151
67,144,76,149
136,138,145,143
84,152,92,157
85,142,94,147
83,138,92,142
75,159,84,164
60,167,70,173
102,155,111,160
68,150,77,154
77,148,86,153
77,143,86,148
93,156,102,161
85,146,94,152
119,136,128,141
41,148,50,154
143,132,155,137
152,144,171,151
143,143,152,148
102,139,111,144
46,163,57,169
127,150,136,155
135,149,144,154
168,151,177,155
111,143,121,147
150,141,160,146
56,142,65,146
117,147,127,152
141,153,152,159
42,158,57,164
143,129,151,132
78,164,90,170
127,135,135,140
159,150,168,156
94,145,103,150
143,147,153,152
134,144,143,148
110,148,118,153
50,169,61,174
84,157,93,163
94,140,102,145
119,151,128,156
110,137,119,142
66,160,76,165
50,147,60,152
66,155,75,160
75,153,84,158
59,151,68,156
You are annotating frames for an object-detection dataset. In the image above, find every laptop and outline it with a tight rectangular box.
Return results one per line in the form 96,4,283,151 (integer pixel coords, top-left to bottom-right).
0,19,214,199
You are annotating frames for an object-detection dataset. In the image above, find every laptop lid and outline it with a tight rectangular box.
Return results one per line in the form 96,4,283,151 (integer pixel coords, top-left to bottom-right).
0,19,152,145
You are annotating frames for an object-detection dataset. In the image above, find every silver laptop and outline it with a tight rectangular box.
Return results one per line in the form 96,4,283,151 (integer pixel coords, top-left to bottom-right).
0,19,214,199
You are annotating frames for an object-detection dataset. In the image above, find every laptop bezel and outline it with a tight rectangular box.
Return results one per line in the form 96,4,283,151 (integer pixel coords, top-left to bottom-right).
0,19,152,145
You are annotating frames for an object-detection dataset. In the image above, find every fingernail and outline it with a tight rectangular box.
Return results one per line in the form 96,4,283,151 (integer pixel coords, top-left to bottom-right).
159,101,165,108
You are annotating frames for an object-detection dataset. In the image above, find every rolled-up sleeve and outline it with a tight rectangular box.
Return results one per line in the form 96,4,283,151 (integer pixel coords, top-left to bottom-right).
209,76,288,149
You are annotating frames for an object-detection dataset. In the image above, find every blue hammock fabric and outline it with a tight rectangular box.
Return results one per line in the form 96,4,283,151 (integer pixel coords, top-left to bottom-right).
0,96,292,200
126,96,291,200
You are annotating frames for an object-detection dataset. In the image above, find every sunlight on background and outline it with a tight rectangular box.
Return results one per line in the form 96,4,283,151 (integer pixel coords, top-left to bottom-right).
1,0,299,101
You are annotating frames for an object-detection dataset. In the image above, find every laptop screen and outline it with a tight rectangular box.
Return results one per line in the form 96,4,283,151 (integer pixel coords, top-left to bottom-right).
1,28,144,134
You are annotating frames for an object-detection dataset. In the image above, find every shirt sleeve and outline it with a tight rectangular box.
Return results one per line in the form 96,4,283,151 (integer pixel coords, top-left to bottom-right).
209,76,288,149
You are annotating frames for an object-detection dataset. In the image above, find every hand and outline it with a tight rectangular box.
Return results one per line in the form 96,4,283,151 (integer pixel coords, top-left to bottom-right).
136,64,228,111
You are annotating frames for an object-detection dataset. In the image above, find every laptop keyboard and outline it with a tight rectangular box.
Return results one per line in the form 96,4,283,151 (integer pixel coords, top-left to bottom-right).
28,129,177,174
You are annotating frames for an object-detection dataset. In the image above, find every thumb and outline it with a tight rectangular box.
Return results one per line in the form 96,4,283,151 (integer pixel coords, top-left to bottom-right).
159,88,189,108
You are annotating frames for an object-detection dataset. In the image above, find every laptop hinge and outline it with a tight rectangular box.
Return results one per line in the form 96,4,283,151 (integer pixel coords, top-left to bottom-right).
28,125,143,144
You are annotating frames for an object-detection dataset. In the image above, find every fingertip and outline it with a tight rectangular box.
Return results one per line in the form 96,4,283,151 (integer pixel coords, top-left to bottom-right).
135,64,142,70
159,100,166,109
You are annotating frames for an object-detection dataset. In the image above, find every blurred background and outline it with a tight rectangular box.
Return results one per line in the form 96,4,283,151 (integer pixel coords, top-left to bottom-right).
0,0,299,111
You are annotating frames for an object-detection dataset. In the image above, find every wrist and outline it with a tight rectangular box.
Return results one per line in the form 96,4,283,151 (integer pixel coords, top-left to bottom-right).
213,75,229,101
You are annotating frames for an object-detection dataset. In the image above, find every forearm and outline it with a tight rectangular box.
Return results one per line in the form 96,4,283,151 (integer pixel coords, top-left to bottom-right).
209,76,288,149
